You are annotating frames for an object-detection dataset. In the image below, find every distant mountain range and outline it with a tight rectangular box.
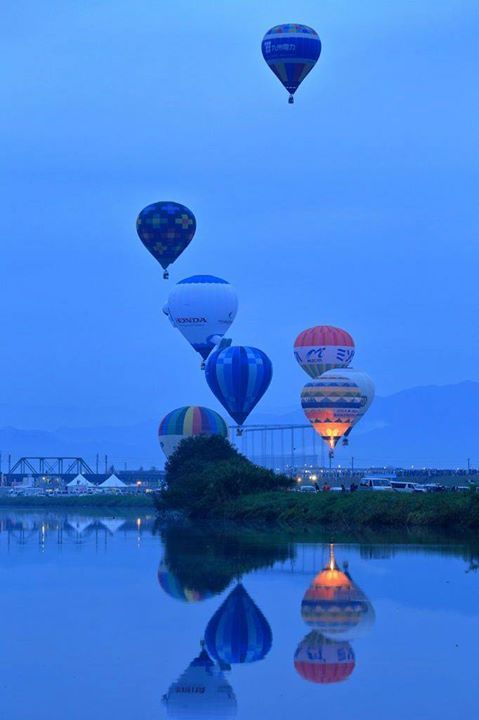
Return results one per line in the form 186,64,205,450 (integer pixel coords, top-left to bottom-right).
0,381,477,470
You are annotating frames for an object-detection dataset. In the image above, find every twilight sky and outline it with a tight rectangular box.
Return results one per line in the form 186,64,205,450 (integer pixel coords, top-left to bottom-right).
1,0,478,429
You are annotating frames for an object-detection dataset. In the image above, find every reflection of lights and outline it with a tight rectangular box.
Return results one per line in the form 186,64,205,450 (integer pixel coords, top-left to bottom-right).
296,477,302,483
136,480,142,486
136,518,142,528
329,544,336,571
311,474,317,482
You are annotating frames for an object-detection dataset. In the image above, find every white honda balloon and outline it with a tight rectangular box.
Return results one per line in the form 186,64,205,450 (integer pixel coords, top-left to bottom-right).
164,275,238,363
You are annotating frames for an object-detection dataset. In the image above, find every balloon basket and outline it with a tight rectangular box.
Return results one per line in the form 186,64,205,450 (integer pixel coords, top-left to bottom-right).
200,361,206,371
236,428,243,437
163,270,169,280
342,438,349,447
288,95,294,104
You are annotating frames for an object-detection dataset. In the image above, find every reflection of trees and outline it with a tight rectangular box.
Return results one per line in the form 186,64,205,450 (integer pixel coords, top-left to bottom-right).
157,522,294,596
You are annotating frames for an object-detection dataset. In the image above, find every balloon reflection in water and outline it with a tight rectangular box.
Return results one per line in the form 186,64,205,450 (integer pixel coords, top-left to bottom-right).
163,646,237,719
205,583,272,664
294,631,355,684
301,545,375,640
158,561,214,603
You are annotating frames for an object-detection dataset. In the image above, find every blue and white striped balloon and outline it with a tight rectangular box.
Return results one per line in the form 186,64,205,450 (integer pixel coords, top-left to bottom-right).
205,345,273,426
164,275,238,361
205,583,272,665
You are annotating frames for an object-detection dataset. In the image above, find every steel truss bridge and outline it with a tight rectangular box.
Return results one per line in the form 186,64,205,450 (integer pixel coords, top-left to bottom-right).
7,457,94,476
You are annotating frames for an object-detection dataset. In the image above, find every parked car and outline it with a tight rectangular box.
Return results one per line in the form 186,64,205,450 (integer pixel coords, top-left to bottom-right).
424,483,446,493
391,481,426,493
359,476,393,491
298,485,317,493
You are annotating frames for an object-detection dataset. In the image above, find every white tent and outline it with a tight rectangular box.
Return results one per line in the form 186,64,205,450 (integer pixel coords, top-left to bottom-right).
67,474,94,492
99,473,126,489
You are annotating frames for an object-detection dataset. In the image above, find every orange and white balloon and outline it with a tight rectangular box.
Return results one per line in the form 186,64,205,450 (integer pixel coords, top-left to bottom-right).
294,325,355,379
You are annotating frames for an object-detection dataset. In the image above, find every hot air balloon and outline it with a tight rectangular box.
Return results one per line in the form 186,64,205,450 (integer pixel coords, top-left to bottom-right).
158,561,215,603
205,583,272,665
294,631,355,684
205,346,273,427
301,545,375,641
158,406,228,459
163,646,237,719
261,24,322,103
322,368,375,445
136,201,196,279
301,371,373,450
164,275,238,364
294,326,355,379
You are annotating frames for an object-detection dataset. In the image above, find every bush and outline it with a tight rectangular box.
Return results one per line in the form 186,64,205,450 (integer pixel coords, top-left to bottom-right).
159,435,292,516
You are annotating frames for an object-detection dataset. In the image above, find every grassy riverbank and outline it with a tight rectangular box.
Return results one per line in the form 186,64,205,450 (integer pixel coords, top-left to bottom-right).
0,494,153,508
200,490,479,529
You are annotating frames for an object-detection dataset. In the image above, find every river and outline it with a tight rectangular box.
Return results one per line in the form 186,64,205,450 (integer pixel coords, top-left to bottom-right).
0,510,477,719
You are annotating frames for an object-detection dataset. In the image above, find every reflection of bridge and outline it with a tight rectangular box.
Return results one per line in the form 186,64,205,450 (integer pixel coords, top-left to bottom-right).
0,515,151,548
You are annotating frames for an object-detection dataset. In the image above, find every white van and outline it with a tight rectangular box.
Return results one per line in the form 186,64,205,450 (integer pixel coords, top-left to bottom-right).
390,480,426,493
359,475,393,491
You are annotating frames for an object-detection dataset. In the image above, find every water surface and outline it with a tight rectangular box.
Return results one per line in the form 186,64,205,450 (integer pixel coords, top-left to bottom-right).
1,510,477,719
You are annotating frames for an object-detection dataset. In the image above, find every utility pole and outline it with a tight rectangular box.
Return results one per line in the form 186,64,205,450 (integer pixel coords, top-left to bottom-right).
104,454,108,474
467,458,471,474
95,453,99,474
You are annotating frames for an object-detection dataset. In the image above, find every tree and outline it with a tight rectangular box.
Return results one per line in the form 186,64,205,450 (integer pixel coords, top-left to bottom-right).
158,435,291,516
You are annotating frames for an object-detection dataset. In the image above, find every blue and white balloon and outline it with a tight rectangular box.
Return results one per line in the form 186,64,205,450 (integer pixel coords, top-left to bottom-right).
164,275,238,361
205,345,273,426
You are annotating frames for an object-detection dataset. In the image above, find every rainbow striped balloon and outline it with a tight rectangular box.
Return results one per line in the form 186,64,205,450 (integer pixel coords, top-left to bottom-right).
158,406,228,458
157,561,213,603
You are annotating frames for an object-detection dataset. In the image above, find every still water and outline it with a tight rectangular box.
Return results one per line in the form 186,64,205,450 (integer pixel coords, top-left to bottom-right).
1,510,478,719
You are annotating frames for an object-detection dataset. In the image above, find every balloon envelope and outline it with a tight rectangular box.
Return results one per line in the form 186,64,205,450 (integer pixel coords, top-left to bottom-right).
136,201,196,273
205,346,273,426
321,368,375,437
301,372,373,448
205,583,272,664
163,647,237,718
165,275,238,360
294,326,355,379
261,24,321,101
158,406,228,458
294,631,355,684
158,561,214,603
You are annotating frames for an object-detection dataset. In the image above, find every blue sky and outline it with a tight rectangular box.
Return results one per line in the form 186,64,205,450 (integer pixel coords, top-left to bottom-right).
1,0,478,429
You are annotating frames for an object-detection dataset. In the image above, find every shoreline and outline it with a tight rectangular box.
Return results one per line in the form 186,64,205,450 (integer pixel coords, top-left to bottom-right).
169,490,479,530
0,494,154,508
